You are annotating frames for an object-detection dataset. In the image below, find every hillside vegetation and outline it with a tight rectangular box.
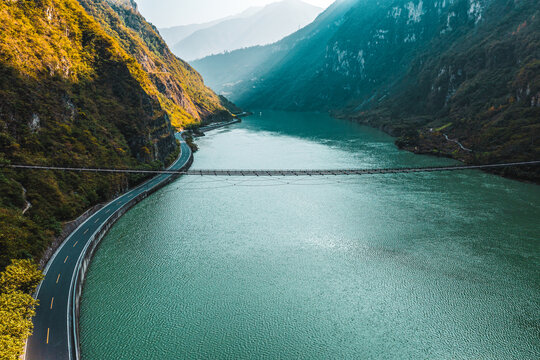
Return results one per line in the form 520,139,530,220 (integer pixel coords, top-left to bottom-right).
0,0,230,270
194,0,539,181
78,0,231,128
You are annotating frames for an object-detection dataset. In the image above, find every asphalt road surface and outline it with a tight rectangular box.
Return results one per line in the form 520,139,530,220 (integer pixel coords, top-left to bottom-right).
25,134,192,360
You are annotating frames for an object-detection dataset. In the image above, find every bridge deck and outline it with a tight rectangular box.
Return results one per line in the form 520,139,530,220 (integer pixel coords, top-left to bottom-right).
7,160,540,176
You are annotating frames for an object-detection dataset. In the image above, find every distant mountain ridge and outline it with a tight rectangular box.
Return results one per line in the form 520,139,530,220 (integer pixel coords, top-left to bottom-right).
192,0,356,98
164,0,323,61
194,0,540,181
159,7,263,47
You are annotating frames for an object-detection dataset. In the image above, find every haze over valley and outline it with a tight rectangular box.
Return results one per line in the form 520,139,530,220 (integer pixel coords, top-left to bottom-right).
160,0,324,61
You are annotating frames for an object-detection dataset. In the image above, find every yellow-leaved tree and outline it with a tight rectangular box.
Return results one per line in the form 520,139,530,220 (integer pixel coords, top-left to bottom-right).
0,259,43,360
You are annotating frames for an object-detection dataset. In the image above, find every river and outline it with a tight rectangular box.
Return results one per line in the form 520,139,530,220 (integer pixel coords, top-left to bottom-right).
80,111,540,359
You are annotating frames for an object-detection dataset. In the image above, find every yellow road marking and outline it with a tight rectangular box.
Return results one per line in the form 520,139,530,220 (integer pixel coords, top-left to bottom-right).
46,328,50,344
56,274,61,283
84,228,89,234
64,256,68,263
73,241,78,247
50,297,54,309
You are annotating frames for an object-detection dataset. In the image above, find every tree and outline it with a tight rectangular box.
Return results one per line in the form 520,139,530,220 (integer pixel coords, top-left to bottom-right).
0,259,43,360
0,259,43,294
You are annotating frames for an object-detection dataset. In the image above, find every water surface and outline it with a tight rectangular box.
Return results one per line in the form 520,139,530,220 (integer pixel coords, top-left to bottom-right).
81,111,540,359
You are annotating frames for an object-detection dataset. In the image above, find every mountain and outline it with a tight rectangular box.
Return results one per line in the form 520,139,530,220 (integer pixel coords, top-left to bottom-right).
78,0,231,128
168,0,323,61
192,0,356,97
158,7,263,47
0,0,231,271
193,0,540,181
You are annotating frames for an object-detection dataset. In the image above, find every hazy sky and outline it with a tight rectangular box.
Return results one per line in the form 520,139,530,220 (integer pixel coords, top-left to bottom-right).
136,0,335,28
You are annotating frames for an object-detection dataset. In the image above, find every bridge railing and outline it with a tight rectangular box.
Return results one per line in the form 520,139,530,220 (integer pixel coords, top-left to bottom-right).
5,160,540,176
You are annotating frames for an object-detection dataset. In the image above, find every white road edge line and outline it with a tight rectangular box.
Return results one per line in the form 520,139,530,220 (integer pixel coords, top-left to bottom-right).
25,134,187,360
68,136,189,360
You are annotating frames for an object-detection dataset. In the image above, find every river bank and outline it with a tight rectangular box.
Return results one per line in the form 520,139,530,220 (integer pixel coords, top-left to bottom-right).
396,129,539,183
334,113,539,183
189,118,243,137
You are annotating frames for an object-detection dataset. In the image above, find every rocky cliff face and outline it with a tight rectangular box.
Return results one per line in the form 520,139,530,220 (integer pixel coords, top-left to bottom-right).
346,0,539,181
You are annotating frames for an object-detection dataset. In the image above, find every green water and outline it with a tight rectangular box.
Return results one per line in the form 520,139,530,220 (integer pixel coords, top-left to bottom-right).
80,111,540,359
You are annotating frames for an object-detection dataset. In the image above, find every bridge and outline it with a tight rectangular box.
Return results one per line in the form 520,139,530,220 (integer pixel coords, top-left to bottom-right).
7,160,540,177
16,142,540,360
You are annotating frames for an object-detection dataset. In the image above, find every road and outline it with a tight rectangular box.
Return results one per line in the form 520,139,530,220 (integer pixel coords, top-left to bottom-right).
198,118,241,133
25,133,192,360
443,133,472,152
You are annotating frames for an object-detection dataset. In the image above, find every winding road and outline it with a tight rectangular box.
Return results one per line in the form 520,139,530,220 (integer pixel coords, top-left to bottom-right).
443,133,472,152
25,133,192,360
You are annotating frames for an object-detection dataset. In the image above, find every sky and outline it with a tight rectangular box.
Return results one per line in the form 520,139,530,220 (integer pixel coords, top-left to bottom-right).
136,0,335,28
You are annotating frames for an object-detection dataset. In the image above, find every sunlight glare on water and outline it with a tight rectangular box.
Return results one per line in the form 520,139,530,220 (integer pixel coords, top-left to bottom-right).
80,111,540,359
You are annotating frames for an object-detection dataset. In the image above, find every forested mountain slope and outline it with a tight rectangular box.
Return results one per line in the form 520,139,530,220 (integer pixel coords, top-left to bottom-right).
194,0,539,181
78,0,231,128
344,0,539,180
0,0,230,270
